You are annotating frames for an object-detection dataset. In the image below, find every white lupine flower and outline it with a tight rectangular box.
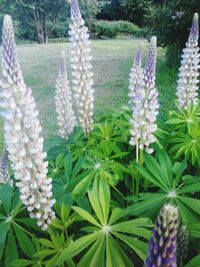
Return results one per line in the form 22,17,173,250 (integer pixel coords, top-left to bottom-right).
0,15,55,230
0,148,13,186
130,37,159,154
177,13,200,109
69,0,94,134
55,51,76,139
129,47,143,105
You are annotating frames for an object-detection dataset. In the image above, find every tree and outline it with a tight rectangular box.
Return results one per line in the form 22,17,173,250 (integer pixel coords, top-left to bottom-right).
145,0,200,65
79,0,100,29
14,0,69,43
121,0,150,26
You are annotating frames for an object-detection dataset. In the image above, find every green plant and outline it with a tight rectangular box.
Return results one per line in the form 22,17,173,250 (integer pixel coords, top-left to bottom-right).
12,204,77,267
51,152,88,205
129,150,200,224
56,179,153,266
169,124,200,166
164,105,200,166
0,184,40,266
11,237,44,267
92,20,142,38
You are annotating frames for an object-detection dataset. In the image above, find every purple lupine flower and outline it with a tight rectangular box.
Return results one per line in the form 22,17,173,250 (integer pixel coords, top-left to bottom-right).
69,0,94,135
0,15,55,230
55,51,76,139
145,204,178,267
0,148,13,186
130,37,159,154
71,0,81,19
177,13,200,109
128,46,143,105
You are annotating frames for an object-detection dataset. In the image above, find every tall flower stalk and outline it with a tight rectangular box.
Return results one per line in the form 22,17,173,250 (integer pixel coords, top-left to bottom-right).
177,13,200,109
0,147,13,186
0,15,55,230
128,46,143,106
69,0,94,135
55,51,76,139
130,37,159,156
145,204,178,267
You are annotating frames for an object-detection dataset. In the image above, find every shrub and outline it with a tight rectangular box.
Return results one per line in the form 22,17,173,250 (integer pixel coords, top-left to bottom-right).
92,20,142,38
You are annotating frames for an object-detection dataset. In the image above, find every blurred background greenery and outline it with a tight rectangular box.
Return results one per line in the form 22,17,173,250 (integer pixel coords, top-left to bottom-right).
0,0,199,64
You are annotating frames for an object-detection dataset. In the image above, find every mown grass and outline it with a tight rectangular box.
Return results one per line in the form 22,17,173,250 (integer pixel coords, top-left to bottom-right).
0,39,178,147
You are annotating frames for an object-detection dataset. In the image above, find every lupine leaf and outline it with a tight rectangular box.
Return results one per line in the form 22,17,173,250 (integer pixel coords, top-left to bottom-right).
78,234,105,267
13,224,34,257
106,235,127,267
88,190,104,225
56,232,100,265
185,255,200,267
72,206,101,227
113,232,148,260
99,179,110,224
11,259,35,266
5,228,18,267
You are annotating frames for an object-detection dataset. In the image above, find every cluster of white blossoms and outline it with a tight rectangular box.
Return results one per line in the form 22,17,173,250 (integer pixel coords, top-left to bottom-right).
55,51,76,139
0,15,55,230
69,0,94,134
177,13,200,109
128,47,143,105
0,148,13,186
130,37,159,154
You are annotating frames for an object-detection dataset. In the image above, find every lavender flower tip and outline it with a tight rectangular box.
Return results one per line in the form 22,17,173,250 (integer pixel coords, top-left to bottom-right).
150,36,157,48
194,13,198,22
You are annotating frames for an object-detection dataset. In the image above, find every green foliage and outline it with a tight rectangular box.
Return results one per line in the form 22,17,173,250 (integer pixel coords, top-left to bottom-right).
1,101,200,265
12,204,76,267
145,0,200,64
79,0,100,29
92,20,142,38
129,150,200,224
159,104,200,166
99,0,152,26
56,179,153,266
0,184,40,266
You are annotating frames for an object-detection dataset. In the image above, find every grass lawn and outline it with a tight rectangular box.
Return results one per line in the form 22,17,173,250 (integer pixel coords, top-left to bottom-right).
0,39,178,147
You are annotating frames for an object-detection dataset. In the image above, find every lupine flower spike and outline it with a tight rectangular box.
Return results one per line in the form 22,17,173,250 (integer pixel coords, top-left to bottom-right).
55,51,76,139
130,37,159,155
145,204,178,267
69,0,94,135
0,148,13,186
129,46,143,105
0,15,55,230
177,13,200,109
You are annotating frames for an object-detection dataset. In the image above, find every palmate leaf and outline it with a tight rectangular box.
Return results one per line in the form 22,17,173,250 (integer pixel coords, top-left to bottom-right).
33,232,76,267
56,232,100,265
12,236,49,267
0,184,40,266
132,151,200,223
56,180,152,266
113,232,148,260
52,153,88,205
72,153,128,199
106,235,133,267
169,124,200,165
77,234,105,267
166,103,200,131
